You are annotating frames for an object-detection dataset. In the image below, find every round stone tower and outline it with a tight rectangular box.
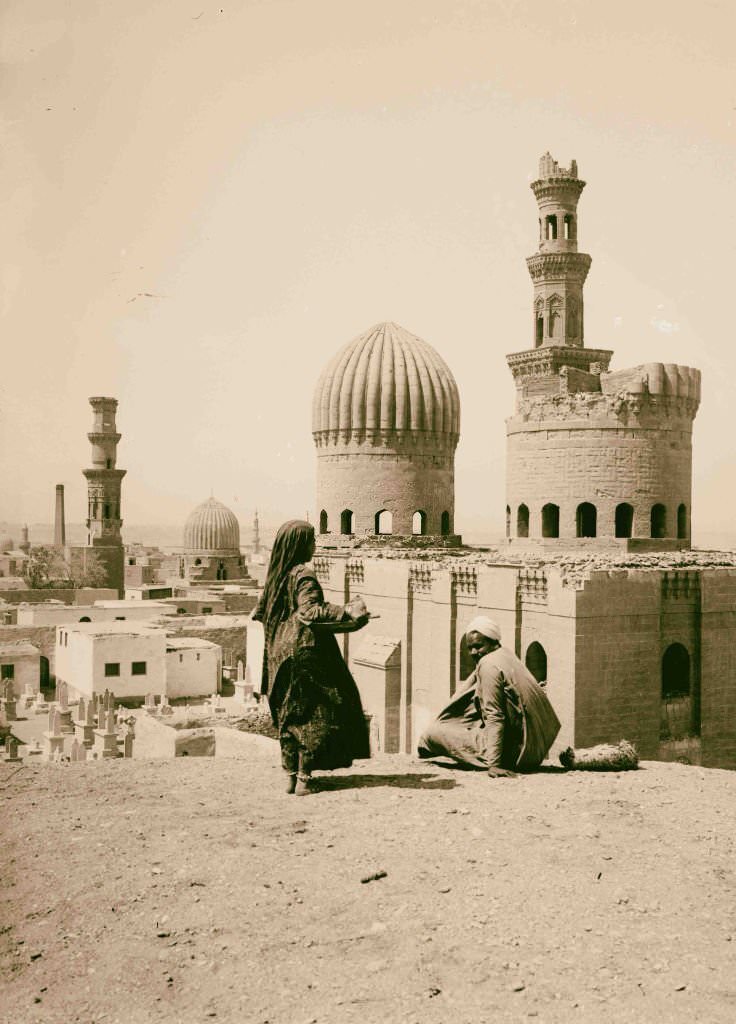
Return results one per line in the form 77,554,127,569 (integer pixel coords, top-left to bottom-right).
312,321,460,539
505,154,701,550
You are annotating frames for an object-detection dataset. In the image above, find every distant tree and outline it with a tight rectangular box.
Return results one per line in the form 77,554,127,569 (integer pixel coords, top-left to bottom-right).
66,549,109,589
23,546,68,588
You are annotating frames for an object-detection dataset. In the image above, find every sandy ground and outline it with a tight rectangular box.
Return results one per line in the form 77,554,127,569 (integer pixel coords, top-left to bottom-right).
2,740,736,1024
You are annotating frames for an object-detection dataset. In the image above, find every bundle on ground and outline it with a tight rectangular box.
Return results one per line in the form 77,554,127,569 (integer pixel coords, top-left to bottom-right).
559,739,639,771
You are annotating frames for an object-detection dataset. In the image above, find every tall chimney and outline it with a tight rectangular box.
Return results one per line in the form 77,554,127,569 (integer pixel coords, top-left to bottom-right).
54,484,66,547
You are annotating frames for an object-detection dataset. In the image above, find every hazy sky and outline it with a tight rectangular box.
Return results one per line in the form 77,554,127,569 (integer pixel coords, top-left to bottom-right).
1,0,734,541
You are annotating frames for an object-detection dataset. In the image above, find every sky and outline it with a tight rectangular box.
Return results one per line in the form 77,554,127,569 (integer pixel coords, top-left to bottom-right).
1,0,734,544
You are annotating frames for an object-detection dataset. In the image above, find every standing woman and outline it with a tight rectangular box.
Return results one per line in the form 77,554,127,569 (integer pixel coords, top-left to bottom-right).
251,520,371,795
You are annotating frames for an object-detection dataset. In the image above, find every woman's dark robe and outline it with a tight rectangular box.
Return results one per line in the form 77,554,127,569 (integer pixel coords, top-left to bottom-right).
252,565,370,770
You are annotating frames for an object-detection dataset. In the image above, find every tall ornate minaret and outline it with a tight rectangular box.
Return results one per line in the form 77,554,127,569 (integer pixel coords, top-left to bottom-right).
507,154,612,388
82,397,126,594
529,153,590,348
83,397,125,546
505,154,700,550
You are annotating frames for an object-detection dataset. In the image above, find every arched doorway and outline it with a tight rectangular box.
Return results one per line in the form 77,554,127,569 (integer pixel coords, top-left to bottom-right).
576,502,597,538
542,503,559,538
340,509,354,535
440,511,451,536
615,502,633,538
412,511,427,536
651,504,667,539
40,656,50,690
525,642,547,684
517,504,529,538
375,510,393,535
677,503,687,540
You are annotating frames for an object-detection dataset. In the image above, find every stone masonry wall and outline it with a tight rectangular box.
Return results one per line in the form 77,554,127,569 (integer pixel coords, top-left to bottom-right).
700,570,736,769
316,450,455,537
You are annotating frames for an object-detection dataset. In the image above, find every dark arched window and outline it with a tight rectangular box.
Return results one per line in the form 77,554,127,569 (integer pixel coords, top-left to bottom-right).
545,214,558,240
651,504,667,539
104,503,110,519
535,313,544,346
412,511,427,536
542,503,559,538
662,644,690,699
525,642,547,684
677,503,687,540
79,616,91,623
40,656,50,689
576,502,597,538
340,509,353,535
615,502,634,538
440,511,451,536
505,505,511,539
563,213,575,240
319,510,328,535
194,558,202,566
517,504,529,538
375,510,393,535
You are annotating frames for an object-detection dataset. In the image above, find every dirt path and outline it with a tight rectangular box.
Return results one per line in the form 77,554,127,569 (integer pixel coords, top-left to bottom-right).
2,744,736,1024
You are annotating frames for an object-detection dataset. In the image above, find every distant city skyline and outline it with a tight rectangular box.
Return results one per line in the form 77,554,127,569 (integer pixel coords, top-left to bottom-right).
2,2,734,538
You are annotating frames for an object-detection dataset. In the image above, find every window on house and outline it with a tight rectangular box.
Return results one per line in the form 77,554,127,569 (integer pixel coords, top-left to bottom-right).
179,653,183,663
202,607,212,614
79,616,91,622
0,664,14,680
104,663,120,677
196,653,201,661
131,662,147,676
115,616,126,621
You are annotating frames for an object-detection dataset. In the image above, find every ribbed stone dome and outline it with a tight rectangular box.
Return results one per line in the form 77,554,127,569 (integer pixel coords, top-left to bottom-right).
183,498,240,552
312,322,460,439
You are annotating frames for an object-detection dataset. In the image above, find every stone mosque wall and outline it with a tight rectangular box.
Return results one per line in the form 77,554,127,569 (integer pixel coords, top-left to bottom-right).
313,553,736,771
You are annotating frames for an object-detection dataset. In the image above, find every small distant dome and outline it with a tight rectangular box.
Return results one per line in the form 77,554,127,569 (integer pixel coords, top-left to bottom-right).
183,498,240,553
312,321,460,440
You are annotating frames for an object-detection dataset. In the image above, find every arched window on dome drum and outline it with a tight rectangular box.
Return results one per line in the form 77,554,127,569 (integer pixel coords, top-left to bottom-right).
542,503,559,538
505,506,511,539
440,511,451,536
319,510,328,535
375,510,393,535
615,502,634,538
525,642,547,684
340,509,353,535
576,502,597,538
651,504,667,539
412,511,427,536
517,504,529,538
677,504,687,540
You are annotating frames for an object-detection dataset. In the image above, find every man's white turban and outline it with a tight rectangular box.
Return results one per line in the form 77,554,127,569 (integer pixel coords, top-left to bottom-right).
465,616,502,643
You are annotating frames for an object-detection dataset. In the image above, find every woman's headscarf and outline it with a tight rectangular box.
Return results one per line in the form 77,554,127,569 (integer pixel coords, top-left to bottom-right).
259,519,315,641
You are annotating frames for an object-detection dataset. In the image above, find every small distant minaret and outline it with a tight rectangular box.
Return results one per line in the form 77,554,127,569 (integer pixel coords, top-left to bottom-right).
19,525,30,554
54,485,66,547
252,509,261,555
83,397,126,546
